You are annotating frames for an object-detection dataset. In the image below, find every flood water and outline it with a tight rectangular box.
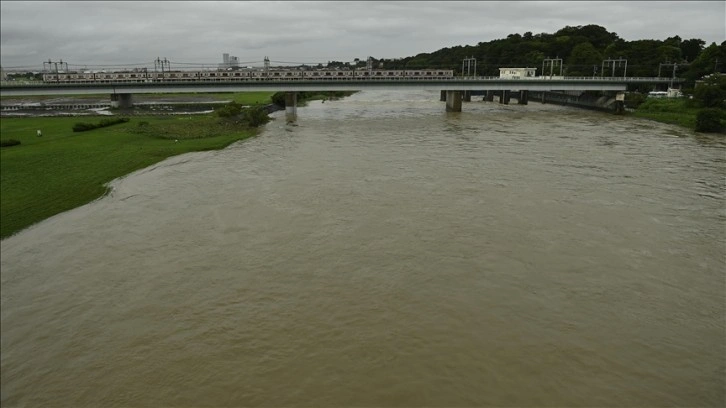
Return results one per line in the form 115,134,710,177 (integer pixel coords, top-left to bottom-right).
1,90,724,407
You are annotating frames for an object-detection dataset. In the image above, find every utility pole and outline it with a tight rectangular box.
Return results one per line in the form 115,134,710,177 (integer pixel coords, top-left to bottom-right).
462,56,476,77
659,61,689,88
155,57,170,74
602,57,627,78
542,57,562,78
43,59,67,82
43,59,67,73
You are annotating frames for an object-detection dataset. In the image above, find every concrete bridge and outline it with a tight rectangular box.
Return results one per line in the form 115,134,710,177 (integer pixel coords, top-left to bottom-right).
0,76,679,114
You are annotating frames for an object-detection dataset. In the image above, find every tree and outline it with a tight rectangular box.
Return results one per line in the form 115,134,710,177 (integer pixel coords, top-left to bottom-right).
681,38,706,62
567,42,602,76
245,106,271,127
692,73,726,108
684,41,726,82
695,108,725,132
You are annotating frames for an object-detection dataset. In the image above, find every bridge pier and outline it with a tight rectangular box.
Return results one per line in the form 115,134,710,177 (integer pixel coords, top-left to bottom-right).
518,90,529,105
440,90,446,101
285,92,297,121
484,91,494,102
445,91,462,112
614,91,625,114
110,93,133,109
462,91,471,102
499,90,511,105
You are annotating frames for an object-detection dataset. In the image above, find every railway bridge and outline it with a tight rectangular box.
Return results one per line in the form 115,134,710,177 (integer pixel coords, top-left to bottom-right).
0,76,679,115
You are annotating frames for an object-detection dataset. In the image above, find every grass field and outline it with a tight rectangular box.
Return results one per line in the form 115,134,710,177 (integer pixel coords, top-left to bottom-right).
0,95,274,239
630,98,700,130
1,91,275,105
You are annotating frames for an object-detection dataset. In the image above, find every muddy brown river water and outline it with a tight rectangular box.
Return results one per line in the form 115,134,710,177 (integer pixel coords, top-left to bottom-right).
1,90,724,407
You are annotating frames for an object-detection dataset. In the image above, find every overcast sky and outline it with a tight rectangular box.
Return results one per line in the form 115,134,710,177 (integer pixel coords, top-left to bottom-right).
1,1,724,70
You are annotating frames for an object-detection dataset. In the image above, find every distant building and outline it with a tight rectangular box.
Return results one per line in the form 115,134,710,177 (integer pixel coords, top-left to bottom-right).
499,68,537,79
219,53,240,70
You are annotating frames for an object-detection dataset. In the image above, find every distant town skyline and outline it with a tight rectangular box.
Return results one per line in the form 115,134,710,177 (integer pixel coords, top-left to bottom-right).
1,1,724,70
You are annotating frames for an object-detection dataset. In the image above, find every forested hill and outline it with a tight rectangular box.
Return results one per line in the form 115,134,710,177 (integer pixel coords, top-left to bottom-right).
374,25,725,84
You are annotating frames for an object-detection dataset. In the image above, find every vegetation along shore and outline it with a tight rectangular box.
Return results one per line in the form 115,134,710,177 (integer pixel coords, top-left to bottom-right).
0,91,353,239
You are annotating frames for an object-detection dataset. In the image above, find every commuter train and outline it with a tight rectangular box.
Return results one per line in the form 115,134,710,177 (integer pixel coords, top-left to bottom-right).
42,68,455,84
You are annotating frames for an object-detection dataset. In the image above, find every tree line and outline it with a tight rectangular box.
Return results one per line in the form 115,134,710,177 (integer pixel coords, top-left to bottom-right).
358,25,724,88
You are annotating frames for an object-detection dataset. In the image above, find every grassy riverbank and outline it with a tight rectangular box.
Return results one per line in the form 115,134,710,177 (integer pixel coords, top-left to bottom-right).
0,110,269,239
0,91,275,105
629,98,702,130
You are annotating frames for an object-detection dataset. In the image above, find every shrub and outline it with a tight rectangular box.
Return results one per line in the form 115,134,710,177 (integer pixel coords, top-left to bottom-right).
72,117,130,132
271,92,286,107
216,102,242,118
72,122,96,132
0,139,21,147
245,106,271,127
625,92,646,109
695,108,726,133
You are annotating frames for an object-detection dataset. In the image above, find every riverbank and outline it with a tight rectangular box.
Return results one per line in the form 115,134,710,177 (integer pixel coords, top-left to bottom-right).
628,98,706,131
0,91,359,239
0,114,263,239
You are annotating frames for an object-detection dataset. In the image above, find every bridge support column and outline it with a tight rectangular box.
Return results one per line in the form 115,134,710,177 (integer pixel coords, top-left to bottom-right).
518,90,529,105
614,91,625,114
484,91,494,102
110,93,133,109
440,90,446,101
285,92,297,121
499,90,511,105
445,91,462,112
463,91,471,102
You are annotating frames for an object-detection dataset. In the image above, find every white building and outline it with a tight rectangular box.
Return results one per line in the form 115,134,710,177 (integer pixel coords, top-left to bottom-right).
219,53,240,70
499,68,537,79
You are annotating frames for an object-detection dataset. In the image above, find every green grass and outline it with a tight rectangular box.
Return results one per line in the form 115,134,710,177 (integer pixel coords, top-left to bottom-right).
630,98,699,130
0,112,268,239
1,92,275,105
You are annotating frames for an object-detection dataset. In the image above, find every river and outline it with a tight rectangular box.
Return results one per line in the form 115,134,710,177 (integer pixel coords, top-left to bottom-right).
1,90,724,407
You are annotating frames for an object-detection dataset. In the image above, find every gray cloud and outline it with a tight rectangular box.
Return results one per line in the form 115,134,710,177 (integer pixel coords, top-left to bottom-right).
1,1,724,70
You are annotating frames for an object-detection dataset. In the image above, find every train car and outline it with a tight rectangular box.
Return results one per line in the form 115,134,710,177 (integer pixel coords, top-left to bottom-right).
42,67,454,84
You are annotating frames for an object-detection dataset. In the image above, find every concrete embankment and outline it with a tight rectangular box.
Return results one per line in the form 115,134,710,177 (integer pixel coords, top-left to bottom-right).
527,91,623,113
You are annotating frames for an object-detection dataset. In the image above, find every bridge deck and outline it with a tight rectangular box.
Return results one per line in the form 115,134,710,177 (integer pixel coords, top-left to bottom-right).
0,77,678,96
